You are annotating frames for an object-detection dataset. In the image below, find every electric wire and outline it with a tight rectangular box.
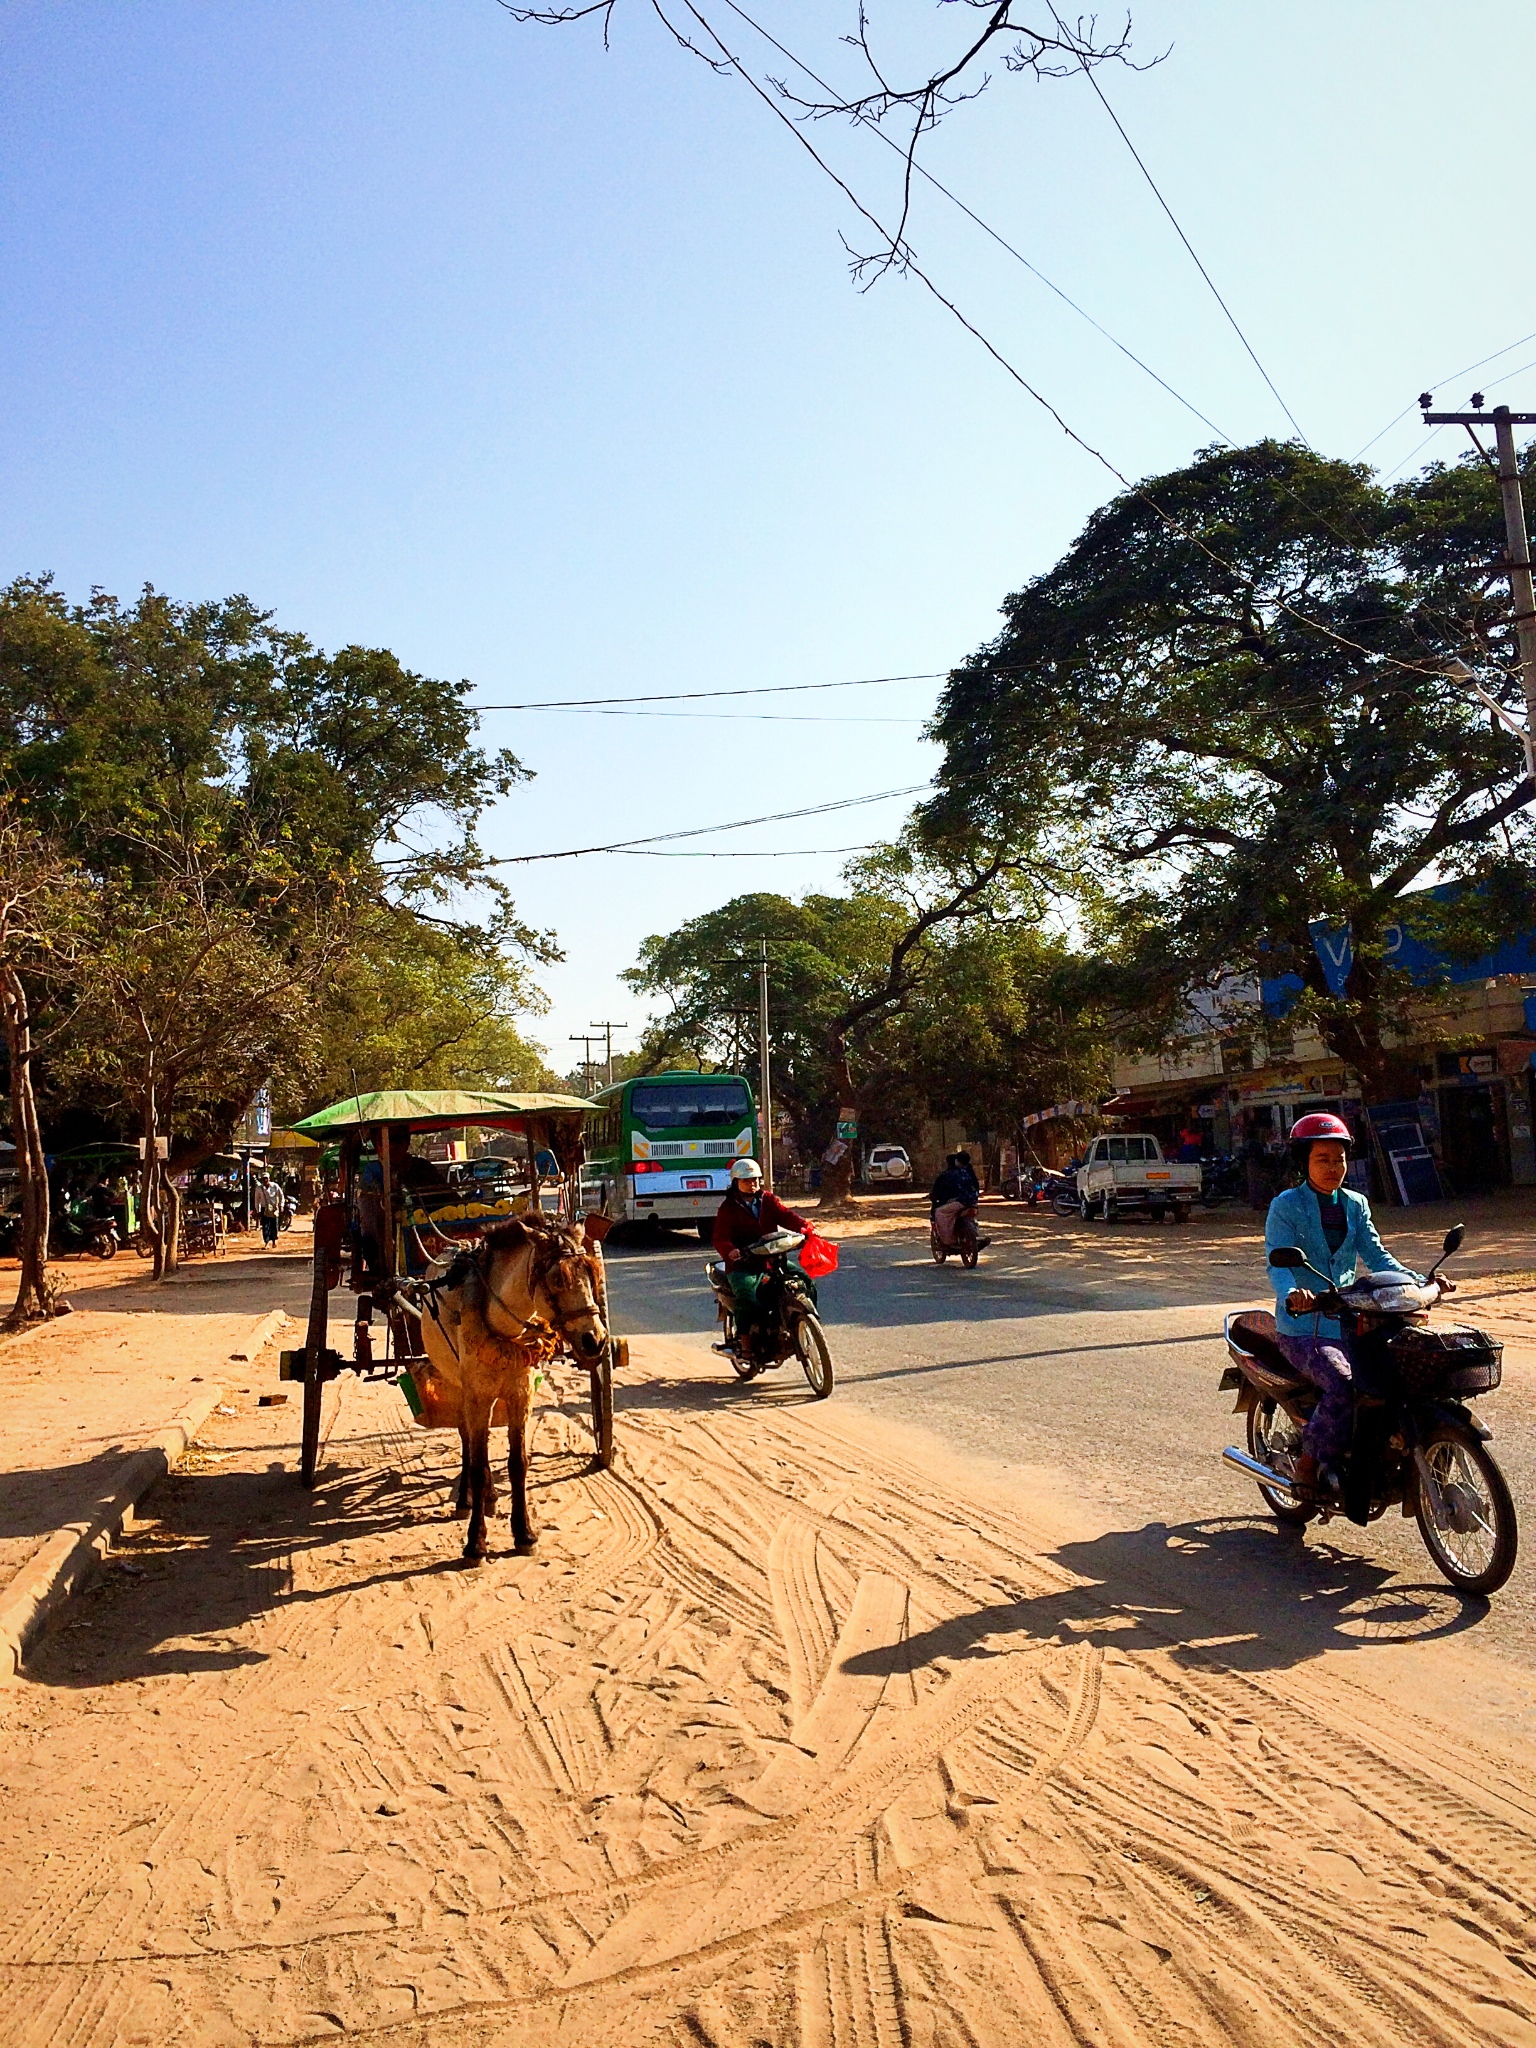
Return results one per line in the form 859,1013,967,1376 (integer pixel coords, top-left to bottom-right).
660,0,1501,695
718,0,1235,447
472,670,944,710
1354,329,1536,460
490,781,929,863
506,706,928,722
1046,1,1308,445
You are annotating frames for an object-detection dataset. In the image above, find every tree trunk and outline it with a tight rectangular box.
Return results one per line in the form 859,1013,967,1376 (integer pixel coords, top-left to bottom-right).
140,1082,167,1279
2,965,56,1325
162,1176,182,1276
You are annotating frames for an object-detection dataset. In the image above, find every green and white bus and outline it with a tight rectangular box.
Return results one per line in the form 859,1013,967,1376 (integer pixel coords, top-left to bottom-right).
581,1071,758,1236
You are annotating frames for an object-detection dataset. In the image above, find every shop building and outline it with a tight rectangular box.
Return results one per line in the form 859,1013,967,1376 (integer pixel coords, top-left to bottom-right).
1106,977,1536,1200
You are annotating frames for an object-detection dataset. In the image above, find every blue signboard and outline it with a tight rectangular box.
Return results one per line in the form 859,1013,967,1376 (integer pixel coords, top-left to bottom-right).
1262,886,1536,1016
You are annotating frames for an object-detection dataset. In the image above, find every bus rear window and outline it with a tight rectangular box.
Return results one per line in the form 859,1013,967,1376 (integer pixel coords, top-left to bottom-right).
630,1080,751,1130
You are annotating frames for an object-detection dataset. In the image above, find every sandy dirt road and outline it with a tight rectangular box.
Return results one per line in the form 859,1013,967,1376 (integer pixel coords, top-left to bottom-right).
3,1295,1536,2048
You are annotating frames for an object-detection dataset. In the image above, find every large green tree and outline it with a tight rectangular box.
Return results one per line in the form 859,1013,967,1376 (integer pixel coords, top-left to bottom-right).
0,576,553,1286
623,840,1073,1199
926,440,1536,1101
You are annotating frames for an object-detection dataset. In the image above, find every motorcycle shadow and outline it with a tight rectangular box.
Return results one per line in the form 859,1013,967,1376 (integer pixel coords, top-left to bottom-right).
839,1514,1488,1683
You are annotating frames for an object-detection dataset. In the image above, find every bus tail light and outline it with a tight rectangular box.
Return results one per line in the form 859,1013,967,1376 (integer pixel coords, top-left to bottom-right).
630,1161,665,1177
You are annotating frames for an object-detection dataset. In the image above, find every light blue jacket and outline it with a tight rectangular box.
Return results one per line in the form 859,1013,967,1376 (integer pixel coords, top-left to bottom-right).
1264,1182,1418,1339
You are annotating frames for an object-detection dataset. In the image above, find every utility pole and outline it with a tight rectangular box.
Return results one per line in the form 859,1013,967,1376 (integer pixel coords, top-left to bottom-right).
1419,394,1536,771
756,938,774,1193
588,1019,628,1087
712,948,776,1191
569,1034,603,1094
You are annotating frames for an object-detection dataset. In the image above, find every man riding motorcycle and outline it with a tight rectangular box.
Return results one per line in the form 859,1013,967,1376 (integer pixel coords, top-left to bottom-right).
1264,1111,1451,1498
712,1159,814,1355
929,1151,990,1251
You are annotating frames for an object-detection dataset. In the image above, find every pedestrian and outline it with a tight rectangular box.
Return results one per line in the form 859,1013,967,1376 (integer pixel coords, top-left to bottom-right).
258,1175,283,1247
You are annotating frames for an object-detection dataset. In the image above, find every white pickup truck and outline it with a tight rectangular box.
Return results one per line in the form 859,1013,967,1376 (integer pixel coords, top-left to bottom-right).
1075,1134,1200,1223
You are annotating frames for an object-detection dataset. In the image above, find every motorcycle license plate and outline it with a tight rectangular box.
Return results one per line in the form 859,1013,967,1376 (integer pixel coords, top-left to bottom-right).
684,1177,709,1190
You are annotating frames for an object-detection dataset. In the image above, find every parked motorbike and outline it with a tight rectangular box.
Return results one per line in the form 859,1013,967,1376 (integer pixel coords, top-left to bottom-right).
931,1205,982,1267
1030,1165,1081,1216
1199,1153,1245,1208
53,1194,119,1260
708,1228,834,1397
1220,1225,1517,1595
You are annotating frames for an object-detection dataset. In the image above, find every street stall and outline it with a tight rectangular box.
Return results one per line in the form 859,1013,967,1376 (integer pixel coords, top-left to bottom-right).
282,1088,608,1485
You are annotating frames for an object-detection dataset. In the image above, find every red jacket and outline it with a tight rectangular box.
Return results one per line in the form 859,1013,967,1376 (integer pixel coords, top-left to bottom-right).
712,1187,812,1263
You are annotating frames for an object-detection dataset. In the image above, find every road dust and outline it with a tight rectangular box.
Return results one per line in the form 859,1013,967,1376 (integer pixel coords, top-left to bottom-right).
3,1330,1535,2047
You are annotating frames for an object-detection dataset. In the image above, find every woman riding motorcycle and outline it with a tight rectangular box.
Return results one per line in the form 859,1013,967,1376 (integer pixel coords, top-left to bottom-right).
1263,1111,1451,1498
712,1158,813,1352
929,1151,990,1251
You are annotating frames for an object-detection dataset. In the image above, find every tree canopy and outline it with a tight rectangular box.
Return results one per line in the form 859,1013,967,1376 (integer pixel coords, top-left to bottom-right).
925,439,1536,1099
0,575,554,1282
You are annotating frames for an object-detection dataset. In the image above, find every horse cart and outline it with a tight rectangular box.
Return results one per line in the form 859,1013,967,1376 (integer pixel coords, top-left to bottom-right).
282,1088,613,1488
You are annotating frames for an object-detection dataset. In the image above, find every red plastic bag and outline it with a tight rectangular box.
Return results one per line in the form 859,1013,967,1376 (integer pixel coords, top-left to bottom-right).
798,1232,839,1278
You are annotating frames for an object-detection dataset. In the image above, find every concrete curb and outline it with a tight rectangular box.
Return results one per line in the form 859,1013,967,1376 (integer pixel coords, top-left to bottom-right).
0,1306,290,1681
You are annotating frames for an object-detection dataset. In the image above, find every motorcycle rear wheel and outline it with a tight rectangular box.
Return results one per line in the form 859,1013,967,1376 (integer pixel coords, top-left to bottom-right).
90,1232,117,1261
1247,1399,1315,1526
795,1314,834,1399
957,1217,980,1268
1414,1421,1518,1596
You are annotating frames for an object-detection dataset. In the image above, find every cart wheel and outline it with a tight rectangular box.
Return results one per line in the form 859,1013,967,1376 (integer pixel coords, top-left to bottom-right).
299,1225,331,1487
590,1339,615,1470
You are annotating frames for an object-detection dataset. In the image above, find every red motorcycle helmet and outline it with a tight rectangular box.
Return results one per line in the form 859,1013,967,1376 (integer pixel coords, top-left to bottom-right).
1289,1112,1353,1147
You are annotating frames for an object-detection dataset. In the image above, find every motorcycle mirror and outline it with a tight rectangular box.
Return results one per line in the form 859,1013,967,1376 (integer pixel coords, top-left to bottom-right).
1267,1245,1305,1269
1442,1223,1465,1257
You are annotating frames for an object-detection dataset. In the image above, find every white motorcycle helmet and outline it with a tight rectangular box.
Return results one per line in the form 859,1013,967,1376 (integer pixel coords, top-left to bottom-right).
730,1158,764,1184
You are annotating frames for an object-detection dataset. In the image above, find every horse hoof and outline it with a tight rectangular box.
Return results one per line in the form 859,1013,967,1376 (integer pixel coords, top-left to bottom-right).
452,1504,470,1520
514,1537,538,1556
460,1548,486,1566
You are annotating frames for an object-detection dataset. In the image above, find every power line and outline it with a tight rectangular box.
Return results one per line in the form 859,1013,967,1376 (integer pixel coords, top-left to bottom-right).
605,842,878,856
499,706,928,723
1354,328,1536,460
660,0,1504,696
717,0,1235,448
490,782,929,863
1046,3,1308,445
471,670,944,711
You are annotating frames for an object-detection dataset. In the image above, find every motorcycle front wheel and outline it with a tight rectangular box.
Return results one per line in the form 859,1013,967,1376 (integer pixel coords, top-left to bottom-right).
794,1314,834,1399
1414,1421,1518,1596
930,1233,948,1264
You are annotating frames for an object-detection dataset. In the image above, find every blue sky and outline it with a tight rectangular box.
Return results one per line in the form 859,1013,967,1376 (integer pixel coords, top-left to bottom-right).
4,1,1534,1077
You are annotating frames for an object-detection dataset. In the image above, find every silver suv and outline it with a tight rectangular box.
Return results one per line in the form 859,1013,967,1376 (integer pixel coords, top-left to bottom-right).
864,1145,913,1186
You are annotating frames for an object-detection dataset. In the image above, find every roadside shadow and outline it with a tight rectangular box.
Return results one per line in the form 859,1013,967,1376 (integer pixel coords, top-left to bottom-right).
21,1443,463,1691
44,1242,314,1316
616,1365,830,1415
839,1515,1489,1682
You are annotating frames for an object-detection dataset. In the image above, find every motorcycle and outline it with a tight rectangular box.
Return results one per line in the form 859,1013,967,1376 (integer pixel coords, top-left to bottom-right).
930,1204,982,1267
53,1194,119,1260
708,1227,834,1397
1220,1225,1517,1596
1199,1153,1245,1207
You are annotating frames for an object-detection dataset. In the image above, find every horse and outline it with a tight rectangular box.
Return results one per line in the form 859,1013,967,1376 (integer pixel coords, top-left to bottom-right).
402,1216,607,1562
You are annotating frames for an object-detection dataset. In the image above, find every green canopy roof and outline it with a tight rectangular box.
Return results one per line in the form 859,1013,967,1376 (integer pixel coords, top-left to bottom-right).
289,1088,592,1136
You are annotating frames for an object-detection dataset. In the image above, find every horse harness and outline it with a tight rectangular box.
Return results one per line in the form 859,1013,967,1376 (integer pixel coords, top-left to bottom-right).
392,1227,597,1361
